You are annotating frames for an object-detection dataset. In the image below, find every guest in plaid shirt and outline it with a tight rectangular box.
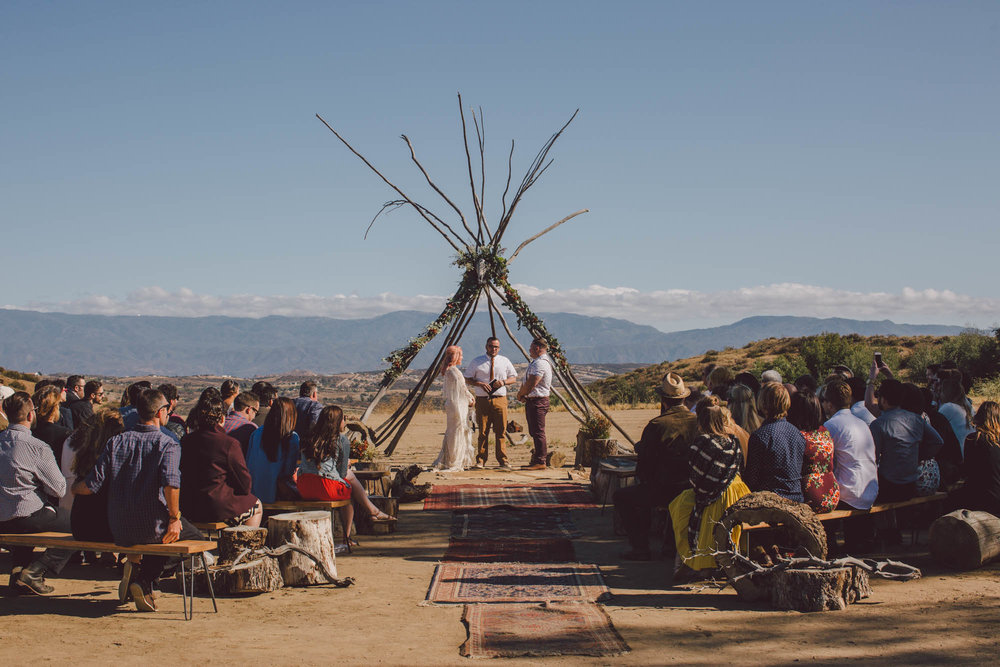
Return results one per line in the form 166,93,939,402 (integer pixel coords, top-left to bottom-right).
0,392,75,595
74,388,205,612
223,391,259,455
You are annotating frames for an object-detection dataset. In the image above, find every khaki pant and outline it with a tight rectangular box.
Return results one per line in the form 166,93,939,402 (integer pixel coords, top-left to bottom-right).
475,395,508,465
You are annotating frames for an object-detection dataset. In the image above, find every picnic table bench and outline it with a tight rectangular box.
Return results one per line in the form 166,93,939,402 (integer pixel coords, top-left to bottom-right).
0,532,218,620
742,491,948,529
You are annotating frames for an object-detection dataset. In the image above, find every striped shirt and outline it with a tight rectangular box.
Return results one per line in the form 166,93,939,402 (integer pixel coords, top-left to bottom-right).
0,424,67,521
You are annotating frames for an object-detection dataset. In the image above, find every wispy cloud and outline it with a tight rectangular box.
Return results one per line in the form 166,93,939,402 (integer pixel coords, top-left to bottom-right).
11,283,998,332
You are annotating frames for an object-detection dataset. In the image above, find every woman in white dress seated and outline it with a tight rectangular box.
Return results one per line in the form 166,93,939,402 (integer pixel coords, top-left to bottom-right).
433,345,475,471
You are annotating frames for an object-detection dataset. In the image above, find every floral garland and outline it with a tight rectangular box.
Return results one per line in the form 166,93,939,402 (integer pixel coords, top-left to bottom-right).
378,246,569,386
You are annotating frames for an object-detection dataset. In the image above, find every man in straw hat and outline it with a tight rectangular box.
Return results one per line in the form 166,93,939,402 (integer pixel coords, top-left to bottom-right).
614,372,698,561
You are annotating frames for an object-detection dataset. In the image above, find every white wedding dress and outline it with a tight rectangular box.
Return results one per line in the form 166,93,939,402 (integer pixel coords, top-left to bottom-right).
432,366,475,471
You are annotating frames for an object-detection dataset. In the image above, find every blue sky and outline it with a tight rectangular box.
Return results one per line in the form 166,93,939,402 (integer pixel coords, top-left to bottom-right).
2,1,998,331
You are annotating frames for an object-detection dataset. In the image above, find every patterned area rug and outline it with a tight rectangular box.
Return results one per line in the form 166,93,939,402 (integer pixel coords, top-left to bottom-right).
425,562,610,604
461,602,629,658
424,483,596,511
450,507,582,540
443,538,576,563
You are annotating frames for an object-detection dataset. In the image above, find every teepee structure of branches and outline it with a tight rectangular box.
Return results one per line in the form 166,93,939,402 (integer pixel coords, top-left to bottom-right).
318,95,635,456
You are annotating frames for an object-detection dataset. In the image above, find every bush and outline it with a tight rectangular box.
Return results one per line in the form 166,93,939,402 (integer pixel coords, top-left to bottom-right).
578,414,611,440
750,355,811,384
972,375,1000,403
903,330,1000,384
8,380,26,391
798,333,900,379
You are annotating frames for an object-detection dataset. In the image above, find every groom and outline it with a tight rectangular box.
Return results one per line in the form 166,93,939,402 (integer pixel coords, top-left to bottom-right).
465,337,517,471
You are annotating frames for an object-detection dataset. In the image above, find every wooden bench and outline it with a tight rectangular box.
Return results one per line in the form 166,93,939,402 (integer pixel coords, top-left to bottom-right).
192,521,228,539
0,532,218,620
743,492,949,530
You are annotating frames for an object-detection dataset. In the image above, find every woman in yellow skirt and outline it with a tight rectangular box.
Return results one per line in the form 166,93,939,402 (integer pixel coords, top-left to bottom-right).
669,403,750,576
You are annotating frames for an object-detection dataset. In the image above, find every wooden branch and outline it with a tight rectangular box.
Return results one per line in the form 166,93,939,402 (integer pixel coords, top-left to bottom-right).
456,94,487,241
401,134,477,242
500,140,514,223
508,209,589,263
316,114,466,253
472,107,490,241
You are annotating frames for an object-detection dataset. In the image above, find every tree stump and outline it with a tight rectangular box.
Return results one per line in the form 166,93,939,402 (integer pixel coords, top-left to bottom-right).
546,450,566,468
209,558,285,595
768,566,872,612
713,491,828,602
391,464,431,503
929,509,1000,570
218,526,268,565
267,511,338,586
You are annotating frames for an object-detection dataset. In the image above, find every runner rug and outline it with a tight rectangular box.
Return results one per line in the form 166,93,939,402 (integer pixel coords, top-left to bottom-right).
443,538,576,563
460,602,629,658
424,483,596,511
424,562,610,604
450,507,582,540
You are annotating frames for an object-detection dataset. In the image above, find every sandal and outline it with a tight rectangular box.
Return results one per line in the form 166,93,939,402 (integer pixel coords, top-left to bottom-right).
371,510,393,521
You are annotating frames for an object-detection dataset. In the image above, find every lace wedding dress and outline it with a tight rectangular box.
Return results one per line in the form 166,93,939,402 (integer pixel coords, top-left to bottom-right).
432,366,475,471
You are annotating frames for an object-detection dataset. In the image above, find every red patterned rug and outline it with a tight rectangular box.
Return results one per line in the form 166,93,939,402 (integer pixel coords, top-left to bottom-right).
450,507,581,539
443,538,576,563
461,602,629,658
424,483,596,511
424,562,610,604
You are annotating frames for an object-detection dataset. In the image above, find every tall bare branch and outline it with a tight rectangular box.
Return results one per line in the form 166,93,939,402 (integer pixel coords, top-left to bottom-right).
457,93,487,243
508,209,589,263
401,135,476,242
316,114,466,253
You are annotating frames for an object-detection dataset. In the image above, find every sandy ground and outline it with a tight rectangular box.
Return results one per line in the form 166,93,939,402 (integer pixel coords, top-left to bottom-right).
2,408,1000,665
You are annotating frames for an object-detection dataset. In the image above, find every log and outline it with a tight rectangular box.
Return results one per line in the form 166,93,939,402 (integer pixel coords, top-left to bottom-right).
767,566,872,612
267,511,338,586
929,509,1000,570
713,491,828,602
207,558,284,595
218,526,268,565
391,464,432,503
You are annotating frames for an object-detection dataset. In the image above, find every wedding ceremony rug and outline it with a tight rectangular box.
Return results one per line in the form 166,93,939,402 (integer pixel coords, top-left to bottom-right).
449,506,582,540
423,483,596,511
460,602,629,658
443,538,576,563
424,562,610,604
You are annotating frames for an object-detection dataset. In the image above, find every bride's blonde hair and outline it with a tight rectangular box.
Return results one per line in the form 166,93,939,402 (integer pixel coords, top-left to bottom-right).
439,345,463,375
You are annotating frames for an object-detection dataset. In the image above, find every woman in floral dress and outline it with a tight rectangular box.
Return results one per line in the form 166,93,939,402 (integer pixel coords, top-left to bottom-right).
787,392,839,512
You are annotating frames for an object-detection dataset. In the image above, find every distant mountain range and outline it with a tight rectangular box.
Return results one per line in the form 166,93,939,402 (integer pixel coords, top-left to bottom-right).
0,309,966,377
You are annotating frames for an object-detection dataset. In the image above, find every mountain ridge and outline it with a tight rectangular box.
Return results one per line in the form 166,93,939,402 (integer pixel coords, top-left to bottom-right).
0,308,966,376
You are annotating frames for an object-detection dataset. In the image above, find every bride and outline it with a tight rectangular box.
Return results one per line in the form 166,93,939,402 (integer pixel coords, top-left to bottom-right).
432,345,475,471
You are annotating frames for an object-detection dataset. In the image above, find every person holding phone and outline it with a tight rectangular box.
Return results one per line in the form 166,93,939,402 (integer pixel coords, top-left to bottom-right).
465,337,517,470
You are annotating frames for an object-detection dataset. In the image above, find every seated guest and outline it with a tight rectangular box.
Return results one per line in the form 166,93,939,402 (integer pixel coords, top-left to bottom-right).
65,375,91,426
953,401,1000,516
901,383,943,496
180,397,261,528
293,381,323,440
726,383,762,435
744,382,806,502
31,385,73,465
34,379,74,430
760,369,782,385
921,386,962,484
787,392,839,512
220,379,240,414
74,388,205,612
188,387,222,430
732,372,760,396
698,395,748,463
706,366,734,399
937,373,975,456
613,373,697,561
246,397,301,503
223,391,259,454
668,404,750,577
822,379,878,511
794,374,819,397
869,379,942,502
847,377,876,425
0,392,74,595
61,408,123,541
158,384,186,441
119,381,151,430
251,381,278,426
297,405,356,541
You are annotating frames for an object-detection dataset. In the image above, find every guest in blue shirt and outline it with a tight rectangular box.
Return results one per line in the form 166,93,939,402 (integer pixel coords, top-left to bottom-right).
74,388,204,612
744,382,807,503
246,397,301,504
869,379,943,502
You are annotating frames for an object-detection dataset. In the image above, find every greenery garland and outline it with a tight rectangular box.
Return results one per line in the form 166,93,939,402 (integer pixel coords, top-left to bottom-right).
378,247,569,386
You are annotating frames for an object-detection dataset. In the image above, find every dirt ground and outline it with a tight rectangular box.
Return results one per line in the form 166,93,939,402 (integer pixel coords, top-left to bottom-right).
2,408,999,665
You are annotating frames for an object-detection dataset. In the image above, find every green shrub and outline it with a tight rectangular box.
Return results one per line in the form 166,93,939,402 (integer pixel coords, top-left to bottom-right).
973,375,1000,403
8,380,26,391
798,333,900,379
751,355,811,384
